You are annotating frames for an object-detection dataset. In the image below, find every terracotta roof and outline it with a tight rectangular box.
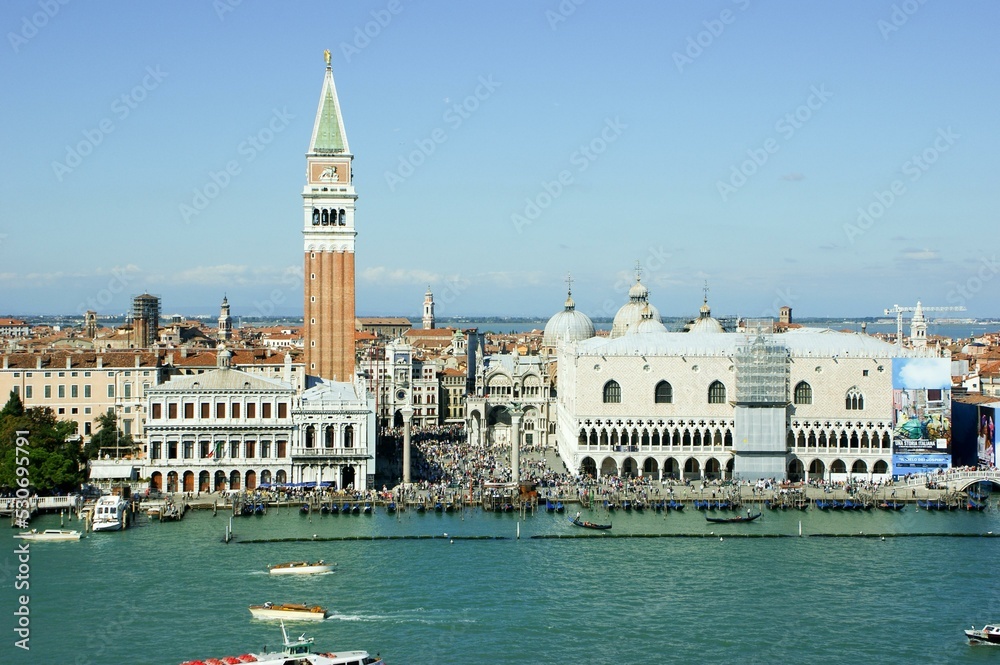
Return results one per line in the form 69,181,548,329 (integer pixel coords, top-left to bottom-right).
1,350,158,369
357,317,411,325
405,328,455,338
954,394,1000,405
0,318,27,326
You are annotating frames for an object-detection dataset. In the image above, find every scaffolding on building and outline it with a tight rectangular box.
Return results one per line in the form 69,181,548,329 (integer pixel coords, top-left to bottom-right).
735,335,789,405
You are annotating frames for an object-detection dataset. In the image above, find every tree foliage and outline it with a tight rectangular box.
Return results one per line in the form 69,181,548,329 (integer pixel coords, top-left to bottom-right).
0,392,84,493
84,410,133,461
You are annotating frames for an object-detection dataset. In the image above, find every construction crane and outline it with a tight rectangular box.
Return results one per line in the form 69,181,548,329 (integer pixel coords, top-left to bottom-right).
883,302,966,348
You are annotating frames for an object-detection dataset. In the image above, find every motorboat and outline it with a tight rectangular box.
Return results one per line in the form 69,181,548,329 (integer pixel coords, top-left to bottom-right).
91,495,129,532
268,560,334,576
965,624,1000,645
179,621,383,665
14,529,82,542
249,602,328,621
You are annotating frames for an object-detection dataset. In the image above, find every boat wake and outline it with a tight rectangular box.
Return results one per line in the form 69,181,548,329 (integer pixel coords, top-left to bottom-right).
325,609,476,625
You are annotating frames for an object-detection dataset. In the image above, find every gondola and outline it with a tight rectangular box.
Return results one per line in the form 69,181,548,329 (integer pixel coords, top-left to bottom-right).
570,516,612,530
705,512,761,524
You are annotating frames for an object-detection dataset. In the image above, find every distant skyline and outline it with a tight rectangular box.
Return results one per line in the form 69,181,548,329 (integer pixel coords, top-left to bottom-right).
3,2,998,320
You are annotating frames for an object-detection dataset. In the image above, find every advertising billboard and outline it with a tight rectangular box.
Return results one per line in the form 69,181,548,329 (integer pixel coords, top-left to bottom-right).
892,358,951,457
977,405,996,467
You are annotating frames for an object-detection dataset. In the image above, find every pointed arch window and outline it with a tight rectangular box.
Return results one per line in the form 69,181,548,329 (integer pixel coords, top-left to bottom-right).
708,380,726,404
846,387,864,410
654,380,673,404
602,380,621,404
794,381,813,405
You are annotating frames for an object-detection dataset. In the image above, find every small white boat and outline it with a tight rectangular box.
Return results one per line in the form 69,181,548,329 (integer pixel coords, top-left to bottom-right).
249,602,328,621
91,495,129,532
268,560,334,575
179,621,383,665
13,529,83,542
966,624,1000,645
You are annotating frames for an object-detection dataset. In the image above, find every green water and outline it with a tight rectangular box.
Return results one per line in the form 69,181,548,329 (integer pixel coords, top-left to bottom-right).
3,506,1000,664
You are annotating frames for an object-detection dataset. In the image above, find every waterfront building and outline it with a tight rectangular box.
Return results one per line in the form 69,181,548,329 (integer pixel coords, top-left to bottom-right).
466,348,555,449
555,308,911,482
0,350,161,444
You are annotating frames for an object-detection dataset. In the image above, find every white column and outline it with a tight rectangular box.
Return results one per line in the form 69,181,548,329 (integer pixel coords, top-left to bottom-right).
510,406,524,485
402,406,414,485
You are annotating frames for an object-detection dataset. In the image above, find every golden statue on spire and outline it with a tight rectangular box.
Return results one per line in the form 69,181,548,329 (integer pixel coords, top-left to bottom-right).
324,49,331,66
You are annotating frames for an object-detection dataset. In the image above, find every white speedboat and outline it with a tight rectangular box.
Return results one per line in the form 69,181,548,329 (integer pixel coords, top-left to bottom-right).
249,602,328,621
179,622,383,665
966,624,1000,645
268,560,334,575
13,529,82,542
91,495,129,532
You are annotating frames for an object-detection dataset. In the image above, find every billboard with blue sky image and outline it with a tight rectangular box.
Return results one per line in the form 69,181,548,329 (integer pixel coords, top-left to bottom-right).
891,358,951,477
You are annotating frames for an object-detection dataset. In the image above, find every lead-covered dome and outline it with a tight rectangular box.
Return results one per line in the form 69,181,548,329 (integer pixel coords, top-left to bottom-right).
612,275,661,338
543,290,595,347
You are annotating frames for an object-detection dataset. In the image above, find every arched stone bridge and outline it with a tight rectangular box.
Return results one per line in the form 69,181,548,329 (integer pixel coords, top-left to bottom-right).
896,469,1000,492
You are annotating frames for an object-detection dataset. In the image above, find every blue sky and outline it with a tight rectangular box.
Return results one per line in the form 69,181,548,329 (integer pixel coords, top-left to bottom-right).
1,1,998,320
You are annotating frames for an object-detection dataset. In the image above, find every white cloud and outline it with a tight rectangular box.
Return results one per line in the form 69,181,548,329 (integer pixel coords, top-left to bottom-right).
896,358,950,389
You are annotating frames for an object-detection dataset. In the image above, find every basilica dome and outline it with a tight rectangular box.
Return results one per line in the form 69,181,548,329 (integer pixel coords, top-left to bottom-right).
688,295,724,334
611,275,661,338
627,304,668,334
543,291,595,348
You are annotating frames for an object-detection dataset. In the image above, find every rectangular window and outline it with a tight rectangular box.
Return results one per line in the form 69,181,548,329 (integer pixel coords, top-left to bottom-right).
278,402,287,418
152,403,162,419
262,402,272,419
247,403,256,419
71,407,78,414
200,441,210,458
24,386,32,399
201,403,210,419
108,384,115,398
45,385,52,399
12,386,19,397
149,442,160,460
230,441,240,459
231,402,240,419
276,440,287,458
84,371,91,377
123,383,132,398
123,419,132,436
184,403,194,419
84,384,91,398
84,407,91,414
245,441,255,459
216,402,225,419
84,421,92,436
71,385,78,398
58,385,65,398
168,403,177,419
183,441,193,459
260,441,270,458
168,442,178,459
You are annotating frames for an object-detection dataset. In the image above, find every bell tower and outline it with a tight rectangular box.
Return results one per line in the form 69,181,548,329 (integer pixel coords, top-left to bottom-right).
422,286,435,330
303,50,357,381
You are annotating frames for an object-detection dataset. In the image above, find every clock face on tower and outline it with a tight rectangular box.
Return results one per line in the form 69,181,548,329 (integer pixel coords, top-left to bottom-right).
309,162,349,184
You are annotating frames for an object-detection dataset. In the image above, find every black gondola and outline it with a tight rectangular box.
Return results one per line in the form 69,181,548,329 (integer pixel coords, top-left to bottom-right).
705,512,761,524
570,516,612,530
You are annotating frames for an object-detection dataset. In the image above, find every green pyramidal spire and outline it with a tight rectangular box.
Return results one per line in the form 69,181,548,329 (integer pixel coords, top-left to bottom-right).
309,52,350,155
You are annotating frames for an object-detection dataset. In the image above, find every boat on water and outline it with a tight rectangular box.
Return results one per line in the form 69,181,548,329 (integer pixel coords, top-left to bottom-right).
248,602,328,621
91,495,129,532
179,621,383,665
965,624,1000,645
14,529,82,542
705,512,761,524
570,515,612,530
268,560,334,576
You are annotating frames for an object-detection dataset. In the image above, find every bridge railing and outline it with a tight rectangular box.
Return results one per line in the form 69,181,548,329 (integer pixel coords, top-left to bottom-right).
895,470,1000,488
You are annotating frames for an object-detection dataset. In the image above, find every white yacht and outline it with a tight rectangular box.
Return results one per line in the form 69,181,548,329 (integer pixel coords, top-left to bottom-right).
91,495,129,532
179,622,383,665
14,529,83,541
